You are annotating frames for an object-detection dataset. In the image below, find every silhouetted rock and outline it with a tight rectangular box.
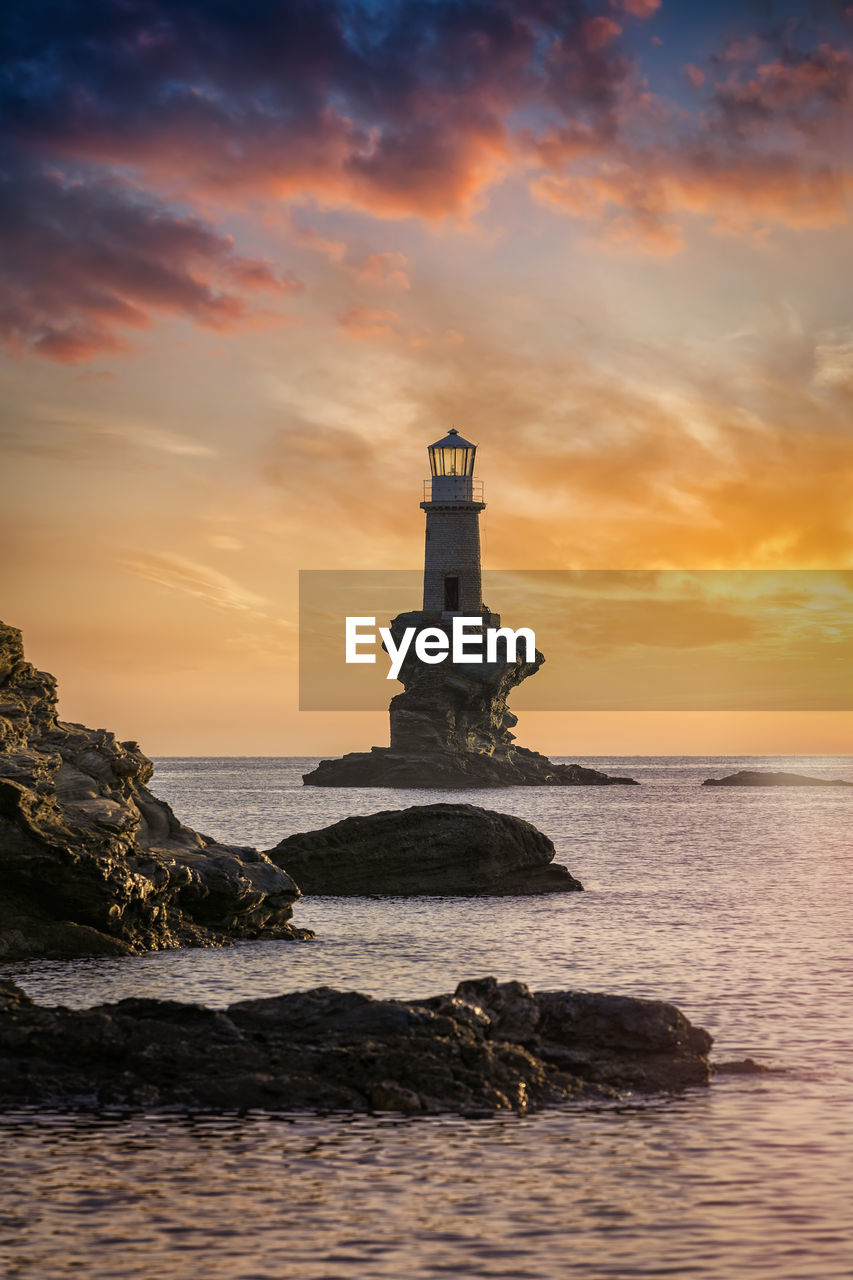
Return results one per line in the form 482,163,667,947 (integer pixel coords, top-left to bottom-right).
0,975,714,1113
267,803,583,896
0,621,310,961
304,611,638,788
703,770,852,787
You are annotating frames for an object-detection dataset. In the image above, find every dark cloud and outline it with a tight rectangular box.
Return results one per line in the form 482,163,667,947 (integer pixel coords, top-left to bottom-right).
710,42,853,139
0,0,640,357
1,0,851,360
0,154,302,360
0,0,631,205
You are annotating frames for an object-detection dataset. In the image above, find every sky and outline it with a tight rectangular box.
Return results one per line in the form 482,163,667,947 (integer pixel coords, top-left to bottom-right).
1,0,852,755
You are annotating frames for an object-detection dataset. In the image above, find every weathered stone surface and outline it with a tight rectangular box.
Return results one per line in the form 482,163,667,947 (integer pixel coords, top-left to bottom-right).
0,621,311,961
304,611,638,788
703,770,853,787
267,803,583,896
0,975,714,1113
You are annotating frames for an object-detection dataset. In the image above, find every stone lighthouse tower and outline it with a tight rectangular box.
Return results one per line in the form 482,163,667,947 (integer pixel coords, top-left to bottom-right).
420,428,486,618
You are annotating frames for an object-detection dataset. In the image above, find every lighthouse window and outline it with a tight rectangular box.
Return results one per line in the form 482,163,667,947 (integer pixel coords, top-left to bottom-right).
444,575,460,611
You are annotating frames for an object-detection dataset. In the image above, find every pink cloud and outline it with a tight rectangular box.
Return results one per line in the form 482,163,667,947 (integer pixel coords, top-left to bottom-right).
583,17,622,52
616,0,661,16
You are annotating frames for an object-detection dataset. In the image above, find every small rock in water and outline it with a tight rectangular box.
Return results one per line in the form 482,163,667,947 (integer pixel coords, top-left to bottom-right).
267,803,584,897
703,770,852,787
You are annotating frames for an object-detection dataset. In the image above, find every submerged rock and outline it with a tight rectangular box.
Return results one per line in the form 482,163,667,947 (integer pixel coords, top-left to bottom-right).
267,803,583,896
0,621,311,962
703,770,853,788
304,611,638,789
0,975,714,1113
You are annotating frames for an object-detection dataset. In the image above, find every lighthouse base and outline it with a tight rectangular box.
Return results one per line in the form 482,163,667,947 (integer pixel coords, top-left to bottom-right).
302,745,635,789
303,612,638,789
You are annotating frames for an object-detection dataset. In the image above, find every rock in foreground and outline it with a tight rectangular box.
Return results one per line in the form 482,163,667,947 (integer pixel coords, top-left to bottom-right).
703,770,853,788
267,803,583,896
0,975,713,1113
304,611,637,789
0,621,310,962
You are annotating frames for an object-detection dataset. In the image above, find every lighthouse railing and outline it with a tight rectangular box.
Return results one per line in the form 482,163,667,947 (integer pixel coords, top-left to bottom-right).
423,478,484,503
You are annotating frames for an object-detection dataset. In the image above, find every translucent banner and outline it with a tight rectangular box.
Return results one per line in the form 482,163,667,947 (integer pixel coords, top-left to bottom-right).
299,569,853,711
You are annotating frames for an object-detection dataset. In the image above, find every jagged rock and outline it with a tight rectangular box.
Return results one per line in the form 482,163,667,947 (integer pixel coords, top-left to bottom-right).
711,1058,774,1075
304,610,637,788
0,975,714,1113
0,621,311,961
703,770,853,787
267,803,583,896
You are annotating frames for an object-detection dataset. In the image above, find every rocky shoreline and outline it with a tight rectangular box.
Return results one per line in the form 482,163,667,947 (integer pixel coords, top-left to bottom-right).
0,975,716,1115
0,622,310,962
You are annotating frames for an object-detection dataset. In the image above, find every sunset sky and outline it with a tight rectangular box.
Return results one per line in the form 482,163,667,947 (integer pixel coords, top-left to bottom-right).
1,0,852,755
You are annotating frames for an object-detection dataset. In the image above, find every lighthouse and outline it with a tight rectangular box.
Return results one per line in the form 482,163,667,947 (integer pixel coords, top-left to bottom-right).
420,428,487,618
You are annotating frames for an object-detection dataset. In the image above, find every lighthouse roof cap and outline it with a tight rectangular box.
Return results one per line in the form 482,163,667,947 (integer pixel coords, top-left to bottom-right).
428,427,477,450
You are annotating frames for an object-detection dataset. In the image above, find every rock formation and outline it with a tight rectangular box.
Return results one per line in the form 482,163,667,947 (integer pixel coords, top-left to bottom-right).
0,621,310,961
267,803,583,896
0,975,716,1113
703,770,853,787
304,611,637,788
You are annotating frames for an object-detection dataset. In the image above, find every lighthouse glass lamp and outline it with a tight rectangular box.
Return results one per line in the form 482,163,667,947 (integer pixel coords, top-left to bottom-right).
427,428,476,500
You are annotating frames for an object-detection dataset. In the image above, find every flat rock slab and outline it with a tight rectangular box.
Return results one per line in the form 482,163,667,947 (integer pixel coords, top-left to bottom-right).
703,770,853,787
267,803,583,896
0,975,714,1114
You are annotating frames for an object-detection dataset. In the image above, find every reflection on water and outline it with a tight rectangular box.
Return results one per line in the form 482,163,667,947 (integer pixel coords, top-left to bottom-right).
1,757,852,1279
1,1088,851,1280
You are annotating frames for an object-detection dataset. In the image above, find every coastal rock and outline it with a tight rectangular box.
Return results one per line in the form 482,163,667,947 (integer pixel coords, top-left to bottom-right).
0,621,310,962
267,803,583,896
304,610,637,789
702,770,853,787
0,975,714,1113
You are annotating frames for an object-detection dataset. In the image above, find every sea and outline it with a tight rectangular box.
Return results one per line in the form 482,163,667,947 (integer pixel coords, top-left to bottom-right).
1,755,851,1280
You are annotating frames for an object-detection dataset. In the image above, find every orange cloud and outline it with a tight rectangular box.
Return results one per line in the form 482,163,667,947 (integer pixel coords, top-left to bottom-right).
533,146,850,251
354,252,411,291
337,306,401,339
118,552,268,614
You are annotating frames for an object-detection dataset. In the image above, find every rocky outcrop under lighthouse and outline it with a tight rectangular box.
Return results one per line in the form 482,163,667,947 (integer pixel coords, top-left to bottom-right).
304,611,637,788
0,621,310,961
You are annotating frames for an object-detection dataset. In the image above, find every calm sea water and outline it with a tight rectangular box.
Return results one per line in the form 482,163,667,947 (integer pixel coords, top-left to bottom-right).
2,756,852,1279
